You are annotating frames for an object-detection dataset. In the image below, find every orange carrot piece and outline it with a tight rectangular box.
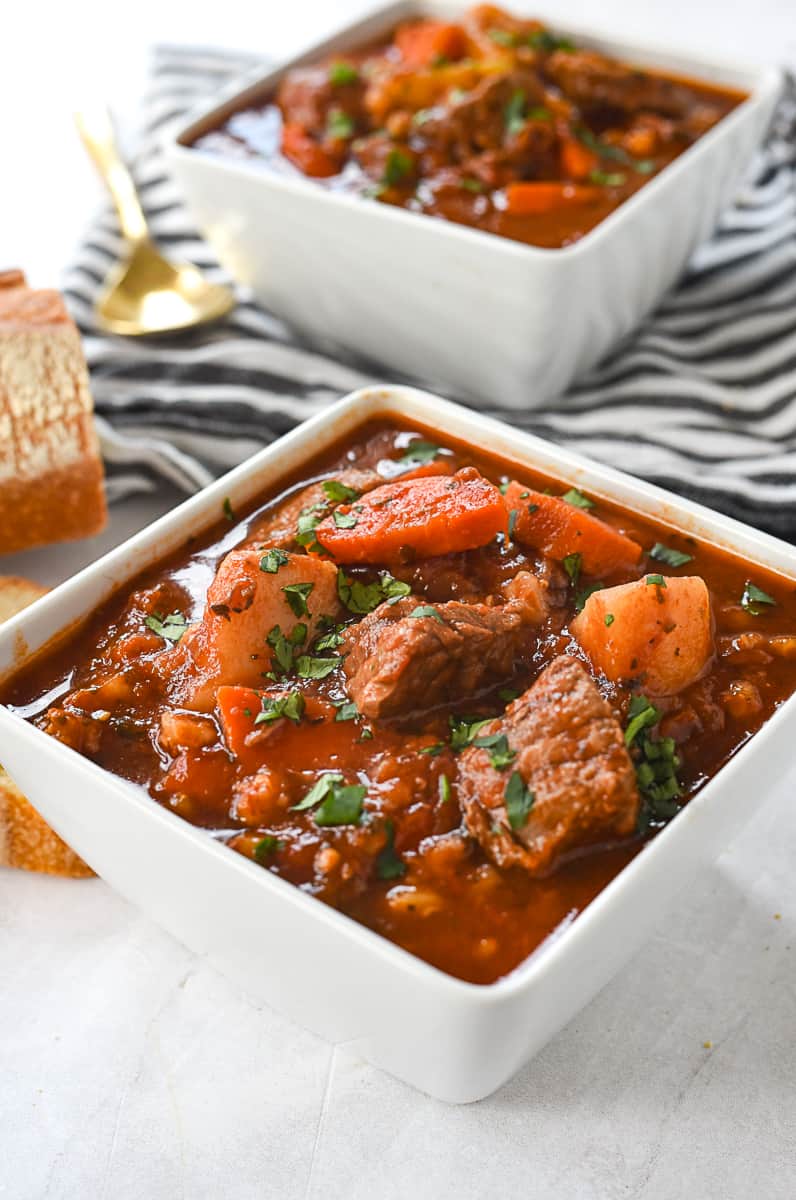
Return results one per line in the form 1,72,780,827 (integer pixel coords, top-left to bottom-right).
504,181,603,215
560,137,599,181
281,122,340,178
217,685,262,757
315,470,507,564
395,19,467,66
503,482,642,576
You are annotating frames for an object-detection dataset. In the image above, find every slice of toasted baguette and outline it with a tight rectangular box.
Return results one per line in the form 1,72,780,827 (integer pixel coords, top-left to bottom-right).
0,573,94,877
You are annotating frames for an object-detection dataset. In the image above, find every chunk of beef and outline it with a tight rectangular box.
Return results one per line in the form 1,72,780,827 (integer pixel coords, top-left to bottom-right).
42,707,105,756
545,49,691,119
416,70,551,163
342,592,542,720
276,65,365,137
460,655,638,876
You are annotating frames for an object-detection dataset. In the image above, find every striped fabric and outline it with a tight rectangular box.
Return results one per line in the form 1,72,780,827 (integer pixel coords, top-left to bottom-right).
63,46,796,534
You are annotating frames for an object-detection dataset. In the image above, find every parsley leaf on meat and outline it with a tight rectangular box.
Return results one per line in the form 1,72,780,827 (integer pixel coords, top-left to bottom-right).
254,691,305,726
145,611,188,643
260,548,289,574
505,772,535,830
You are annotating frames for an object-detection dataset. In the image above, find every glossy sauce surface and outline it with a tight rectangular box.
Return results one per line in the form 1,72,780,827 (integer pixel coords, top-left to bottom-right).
190,5,745,249
4,421,796,984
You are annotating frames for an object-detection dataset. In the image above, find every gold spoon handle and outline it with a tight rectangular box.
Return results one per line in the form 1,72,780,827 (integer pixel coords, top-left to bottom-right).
75,108,149,244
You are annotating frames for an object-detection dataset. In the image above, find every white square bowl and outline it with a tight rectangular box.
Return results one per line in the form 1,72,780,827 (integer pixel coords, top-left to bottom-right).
3,386,796,1103
165,2,781,408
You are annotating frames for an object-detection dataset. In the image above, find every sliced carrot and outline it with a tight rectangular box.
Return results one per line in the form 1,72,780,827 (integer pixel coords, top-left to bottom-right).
571,576,713,695
315,470,507,564
217,685,262,757
503,482,642,575
560,137,599,181
504,181,603,216
281,122,340,177
395,19,467,66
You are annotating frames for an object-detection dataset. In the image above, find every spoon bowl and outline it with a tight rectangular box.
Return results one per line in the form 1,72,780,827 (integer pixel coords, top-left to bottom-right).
76,108,235,336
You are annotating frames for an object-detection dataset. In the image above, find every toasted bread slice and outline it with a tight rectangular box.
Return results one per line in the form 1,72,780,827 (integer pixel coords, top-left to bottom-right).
0,573,93,877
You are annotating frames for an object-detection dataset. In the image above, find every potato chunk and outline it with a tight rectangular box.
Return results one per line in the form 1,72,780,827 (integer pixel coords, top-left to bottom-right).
571,575,713,695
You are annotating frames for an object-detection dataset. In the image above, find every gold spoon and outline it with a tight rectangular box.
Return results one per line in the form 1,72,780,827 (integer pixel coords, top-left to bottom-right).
75,108,235,336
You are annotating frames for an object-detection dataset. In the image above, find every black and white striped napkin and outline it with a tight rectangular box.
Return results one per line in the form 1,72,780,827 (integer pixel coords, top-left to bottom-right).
63,46,796,535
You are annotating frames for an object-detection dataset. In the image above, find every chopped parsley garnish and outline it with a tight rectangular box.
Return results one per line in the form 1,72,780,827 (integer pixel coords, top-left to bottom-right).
472,732,516,770
337,569,410,614
282,581,314,618
740,581,776,615
295,504,327,554
574,581,604,613
334,700,359,722
461,177,486,192
293,773,366,826
499,687,519,702
376,820,406,880
504,89,527,135
326,109,354,140
561,487,594,510
260,548,289,574
222,496,235,522
635,159,656,174
328,61,358,86
145,611,188,643
449,714,492,751
322,479,360,504
646,574,667,588
420,742,445,756
589,169,626,186
498,480,510,495
266,624,298,675
528,29,575,52
527,502,539,514
254,691,305,726
507,509,519,540
409,605,444,623
563,552,582,585
253,835,283,862
605,613,615,627
294,655,341,680
650,542,694,568
528,105,552,120
398,439,441,465
438,774,451,803
333,509,358,529
488,27,517,45
505,771,535,831
383,148,413,187
314,623,347,651
624,694,661,747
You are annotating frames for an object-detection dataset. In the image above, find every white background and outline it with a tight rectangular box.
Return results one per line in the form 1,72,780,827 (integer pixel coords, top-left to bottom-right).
2,3,796,1197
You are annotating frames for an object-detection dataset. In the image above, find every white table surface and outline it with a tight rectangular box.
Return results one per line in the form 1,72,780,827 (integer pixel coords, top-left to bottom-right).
3,3,796,1196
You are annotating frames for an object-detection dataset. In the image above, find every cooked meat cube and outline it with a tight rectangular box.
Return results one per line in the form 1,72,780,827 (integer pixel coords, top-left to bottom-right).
342,591,541,719
545,49,691,118
158,710,218,755
41,708,105,756
460,656,639,875
416,70,549,161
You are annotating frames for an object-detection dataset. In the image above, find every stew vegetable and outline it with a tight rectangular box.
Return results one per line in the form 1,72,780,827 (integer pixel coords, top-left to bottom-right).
192,4,745,248
4,421,796,984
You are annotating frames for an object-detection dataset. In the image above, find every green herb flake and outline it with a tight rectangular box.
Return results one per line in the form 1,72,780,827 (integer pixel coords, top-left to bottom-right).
605,613,615,627
563,552,582,585
527,105,552,120
314,623,346,651
504,89,527,135
222,496,235,522
488,27,517,46
635,159,657,174
253,835,283,862
383,148,413,187
409,605,445,623
295,655,341,680
376,820,406,880
282,581,314,618
292,772,343,812
624,694,661,747
295,504,327,552
328,61,359,86
322,479,360,504
420,742,445,756
472,732,516,770
334,701,359,722
260,548,290,574
461,177,486,192
315,782,366,826
266,625,295,675
333,509,358,529
326,109,354,140
337,569,410,615
398,439,441,465
646,574,667,589
499,687,519,703
740,581,777,615
254,690,305,726
450,715,492,751
505,771,535,830
574,581,604,613
144,611,188,643
507,509,519,541
589,169,626,186
561,487,594,510
438,773,451,803
528,29,575,52
650,542,694,568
